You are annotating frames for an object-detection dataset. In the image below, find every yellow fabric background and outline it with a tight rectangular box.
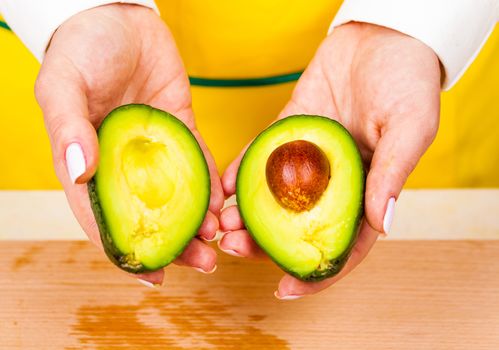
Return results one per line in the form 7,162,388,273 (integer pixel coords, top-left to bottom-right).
0,1,498,189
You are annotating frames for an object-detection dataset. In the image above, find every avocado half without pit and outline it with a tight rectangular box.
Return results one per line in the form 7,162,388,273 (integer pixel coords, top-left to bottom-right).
236,115,365,281
88,104,210,273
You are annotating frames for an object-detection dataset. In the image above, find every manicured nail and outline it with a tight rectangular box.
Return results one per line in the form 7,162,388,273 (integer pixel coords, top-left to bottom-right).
193,265,217,274
137,279,159,288
220,248,243,257
201,233,217,242
383,197,396,234
213,231,224,241
65,143,86,184
217,240,243,257
274,290,302,300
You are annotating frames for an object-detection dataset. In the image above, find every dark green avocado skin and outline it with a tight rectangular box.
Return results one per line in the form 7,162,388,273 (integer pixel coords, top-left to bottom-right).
236,115,365,282
88,178,146,274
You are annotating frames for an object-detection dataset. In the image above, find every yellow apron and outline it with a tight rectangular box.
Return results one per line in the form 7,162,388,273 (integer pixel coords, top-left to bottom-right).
0,0,498,189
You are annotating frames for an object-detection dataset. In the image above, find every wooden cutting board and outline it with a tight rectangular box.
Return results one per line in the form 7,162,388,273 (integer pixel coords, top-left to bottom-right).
1,240,499,349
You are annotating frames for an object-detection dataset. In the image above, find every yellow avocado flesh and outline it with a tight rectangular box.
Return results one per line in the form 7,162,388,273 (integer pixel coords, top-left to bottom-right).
122,137,176,209
237,116,364,279
94,105,210,271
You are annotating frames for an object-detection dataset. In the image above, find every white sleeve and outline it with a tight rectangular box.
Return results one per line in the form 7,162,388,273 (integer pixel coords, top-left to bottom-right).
329,0,499,90
0,0,159,63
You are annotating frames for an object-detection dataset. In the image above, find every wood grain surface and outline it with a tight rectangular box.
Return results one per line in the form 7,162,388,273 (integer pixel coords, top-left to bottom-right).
1,240,499,349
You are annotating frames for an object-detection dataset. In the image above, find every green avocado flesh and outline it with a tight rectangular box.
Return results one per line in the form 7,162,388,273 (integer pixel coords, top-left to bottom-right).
236,115,365,281
88,104,210,273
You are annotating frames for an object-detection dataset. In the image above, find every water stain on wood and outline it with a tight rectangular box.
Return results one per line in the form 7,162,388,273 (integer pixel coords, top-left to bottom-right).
69,241,88,251
64,241,94,266
67,291,289,349
12,245,42,271
63,241,108,270
89,260,107,270
248,315,266,322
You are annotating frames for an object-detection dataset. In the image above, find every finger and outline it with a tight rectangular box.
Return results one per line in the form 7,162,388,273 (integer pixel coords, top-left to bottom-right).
35,62,102,249
275,220,379,299
207,162,224,215
198,210,219,241
218,229,267,259
365,113,439,233
192,129,224,215
220,205,244,232
135,269,165,287
35,64,98,186
221,145,248,197
174,238,217,274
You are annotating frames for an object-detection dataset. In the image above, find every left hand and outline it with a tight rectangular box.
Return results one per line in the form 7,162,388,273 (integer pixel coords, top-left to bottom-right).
219,22,441,299
34,4,224,285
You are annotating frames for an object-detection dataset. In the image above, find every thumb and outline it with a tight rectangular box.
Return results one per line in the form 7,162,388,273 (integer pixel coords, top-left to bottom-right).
222,146,247,197
35,69,98,186
365,118,438,234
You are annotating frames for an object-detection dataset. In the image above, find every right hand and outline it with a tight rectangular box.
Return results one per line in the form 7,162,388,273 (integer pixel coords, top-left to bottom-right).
34,4,224,285
220,22,441,298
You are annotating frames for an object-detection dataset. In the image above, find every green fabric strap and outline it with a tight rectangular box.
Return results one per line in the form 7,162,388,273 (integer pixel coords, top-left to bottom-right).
188,72,302,87
0,20,302,87
0,20,10,30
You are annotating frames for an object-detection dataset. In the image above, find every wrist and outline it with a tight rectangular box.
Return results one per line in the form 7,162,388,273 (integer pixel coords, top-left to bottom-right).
0,0,159,62
329,0,497,90
333,22,441,82
46,3,157,60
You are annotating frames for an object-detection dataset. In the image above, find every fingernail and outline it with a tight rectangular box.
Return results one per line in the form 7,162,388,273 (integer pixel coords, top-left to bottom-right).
193,265,217,274
217,240,243,257
201,233,217,242
213,231,224,241
383,197,396,234
65,142,86,184
220,248,242,257
274,290,302,300
137,279,159,288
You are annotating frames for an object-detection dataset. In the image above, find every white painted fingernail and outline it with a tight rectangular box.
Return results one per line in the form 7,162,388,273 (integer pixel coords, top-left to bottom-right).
217,239,243,257
201,234,217,242
193,265,217,274
65,143,86,184
221,248,243,257
137,279,157,288
274,291,302,300
383,197,396,234
213,230,224,242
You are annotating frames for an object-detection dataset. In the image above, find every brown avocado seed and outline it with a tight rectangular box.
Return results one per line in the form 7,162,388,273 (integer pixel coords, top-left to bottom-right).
265,140,330,212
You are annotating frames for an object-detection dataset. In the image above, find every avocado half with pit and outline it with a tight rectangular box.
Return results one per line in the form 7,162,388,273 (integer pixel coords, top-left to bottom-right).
88,104,210,273
236,115,365,281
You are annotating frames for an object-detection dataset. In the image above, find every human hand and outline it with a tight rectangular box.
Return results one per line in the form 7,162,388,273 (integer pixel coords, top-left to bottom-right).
220,22,441,298
34,4,224,285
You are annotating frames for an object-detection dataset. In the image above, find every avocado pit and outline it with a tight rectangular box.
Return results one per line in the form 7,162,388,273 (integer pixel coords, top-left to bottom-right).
265,140,330,212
